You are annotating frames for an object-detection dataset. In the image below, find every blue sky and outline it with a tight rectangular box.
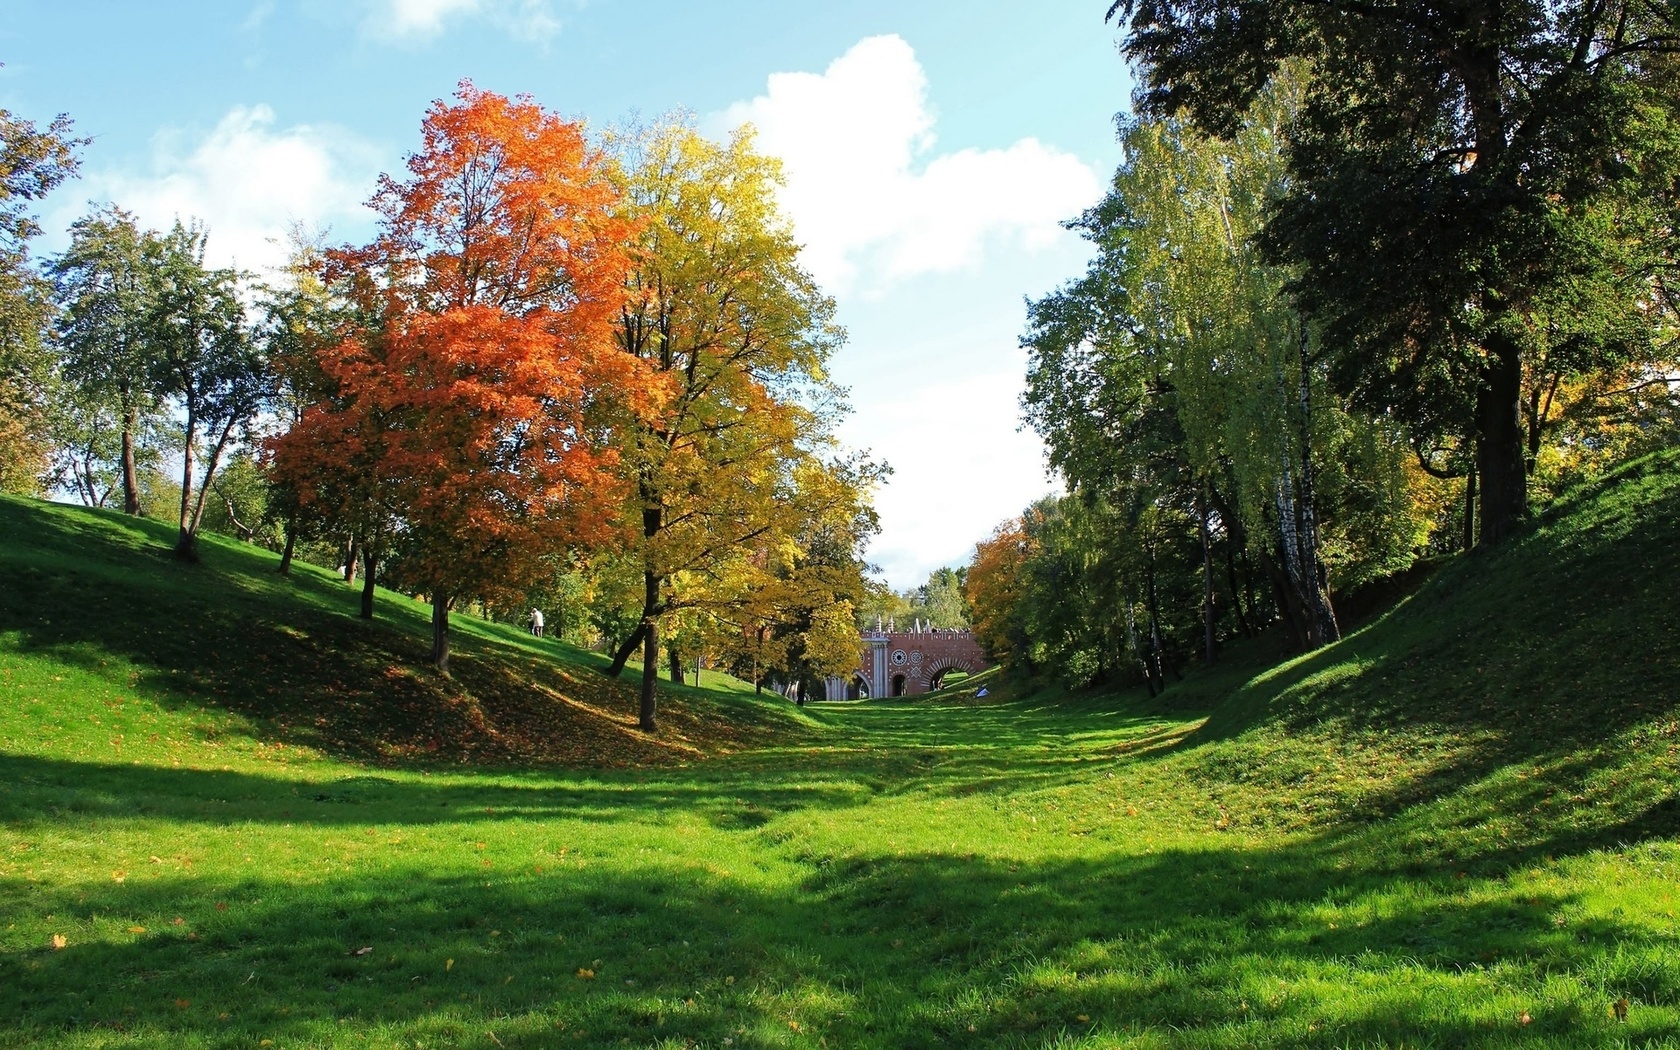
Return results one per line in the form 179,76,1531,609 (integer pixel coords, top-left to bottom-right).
1,1,1134,587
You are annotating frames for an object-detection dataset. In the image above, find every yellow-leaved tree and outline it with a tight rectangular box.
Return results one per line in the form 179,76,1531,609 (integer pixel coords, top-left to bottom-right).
601,118,879,729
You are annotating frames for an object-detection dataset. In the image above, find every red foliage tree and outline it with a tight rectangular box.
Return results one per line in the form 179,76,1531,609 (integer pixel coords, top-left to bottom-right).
271,82,648,672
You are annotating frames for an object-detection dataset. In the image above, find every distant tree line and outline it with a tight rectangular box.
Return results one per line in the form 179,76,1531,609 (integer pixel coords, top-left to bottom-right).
966,4,1680,691
856,566,971,633
0,84,884,731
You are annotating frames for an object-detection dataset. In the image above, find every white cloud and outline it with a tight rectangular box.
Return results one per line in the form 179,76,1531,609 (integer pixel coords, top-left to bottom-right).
365,0,561,43
66,105,382,276
723,35,1102,294
847,368,1055,589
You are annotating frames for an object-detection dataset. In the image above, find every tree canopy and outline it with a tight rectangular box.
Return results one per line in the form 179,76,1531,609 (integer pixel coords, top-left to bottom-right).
0,104,80,493
269,83,643,672
600,118,875,727
1107,0,1680,544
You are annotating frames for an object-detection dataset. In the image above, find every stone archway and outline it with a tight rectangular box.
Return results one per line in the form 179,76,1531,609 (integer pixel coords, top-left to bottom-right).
849,628,992,698
926,656,982,691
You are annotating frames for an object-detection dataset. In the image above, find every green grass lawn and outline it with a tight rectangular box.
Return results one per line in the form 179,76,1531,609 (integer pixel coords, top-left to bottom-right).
4,450,1680,1048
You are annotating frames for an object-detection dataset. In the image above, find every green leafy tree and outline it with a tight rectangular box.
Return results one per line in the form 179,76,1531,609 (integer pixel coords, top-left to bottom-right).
44,378,141,507
1025,85,1434,658
0,105,81,493
1107,0,1680,545
200,450,276,545
147,222,271,561
602,118,866,729
49,206,167,513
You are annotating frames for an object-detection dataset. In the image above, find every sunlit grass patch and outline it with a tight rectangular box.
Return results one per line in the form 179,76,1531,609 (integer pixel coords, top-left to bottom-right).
3,449,1680,1047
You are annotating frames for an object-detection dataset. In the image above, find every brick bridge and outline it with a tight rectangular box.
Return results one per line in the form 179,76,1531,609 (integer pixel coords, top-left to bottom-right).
822,626,992,699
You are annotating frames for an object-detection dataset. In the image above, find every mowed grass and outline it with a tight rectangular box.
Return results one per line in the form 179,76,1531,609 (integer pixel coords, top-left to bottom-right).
3,449,1680,1048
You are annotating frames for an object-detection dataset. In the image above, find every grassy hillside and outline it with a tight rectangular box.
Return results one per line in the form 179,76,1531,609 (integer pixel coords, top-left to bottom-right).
0,497,818,771
2,450,1678,1049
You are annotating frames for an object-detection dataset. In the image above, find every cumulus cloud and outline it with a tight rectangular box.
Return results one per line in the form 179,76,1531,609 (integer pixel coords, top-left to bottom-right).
66,105,382,275
723,35,1102,294
365,0,560,43
847,369,1053,588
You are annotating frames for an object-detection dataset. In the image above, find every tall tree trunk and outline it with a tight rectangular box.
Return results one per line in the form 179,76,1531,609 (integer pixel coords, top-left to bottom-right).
1476,333,1528,545
1197,487,1217,667
614,501,666,685
1242,550,1261,632
1209,483,1258,636
120,391,141,515
1525,372,1561,475
182,424,237,554
1123,594,1153,696
1223,540,1252,637
1293,324,1339,647
344,536,359,584
431,588,451,674
1142,537,1166,696
668,644,685,684
1258,543,1311,653
278,518,297,576
174,409,199,561
1462,440,1478,552
360,546,378,619
639,613,659,731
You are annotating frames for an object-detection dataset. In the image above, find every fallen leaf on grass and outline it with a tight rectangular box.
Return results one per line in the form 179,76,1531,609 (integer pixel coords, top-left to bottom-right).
175,999,190,1009
1519,1011,1533,1026
576,968,595,980
445,958,454,972
112,871,126,883
171,917,185,926
49,934,67,950
350,947,373,956
128,926,146,934
1613,998,1630,1022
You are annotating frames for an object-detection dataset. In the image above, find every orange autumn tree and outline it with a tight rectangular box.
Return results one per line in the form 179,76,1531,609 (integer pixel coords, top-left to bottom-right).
270,83,645,672
964,515,1036,667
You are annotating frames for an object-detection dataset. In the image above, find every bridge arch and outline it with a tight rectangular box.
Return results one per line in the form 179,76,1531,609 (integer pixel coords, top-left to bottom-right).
925,656,982,691
831,629,992,699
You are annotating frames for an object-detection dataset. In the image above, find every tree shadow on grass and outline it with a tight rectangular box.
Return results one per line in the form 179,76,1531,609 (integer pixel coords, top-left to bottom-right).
0,752,880,833
6,809,1675,1049
0,498,808,769
1133,454,1680,859
1187,447,1680,748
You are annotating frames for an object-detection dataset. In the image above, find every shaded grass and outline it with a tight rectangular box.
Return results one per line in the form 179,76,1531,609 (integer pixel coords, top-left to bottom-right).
2,449,1679,1048
0,497,816,770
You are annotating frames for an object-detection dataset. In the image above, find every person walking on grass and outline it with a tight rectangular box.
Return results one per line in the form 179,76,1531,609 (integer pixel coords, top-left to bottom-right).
529,608,544,638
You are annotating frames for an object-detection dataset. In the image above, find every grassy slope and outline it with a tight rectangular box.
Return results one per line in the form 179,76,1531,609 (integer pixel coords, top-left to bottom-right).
0,498,815,771
1,449,1678,1049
